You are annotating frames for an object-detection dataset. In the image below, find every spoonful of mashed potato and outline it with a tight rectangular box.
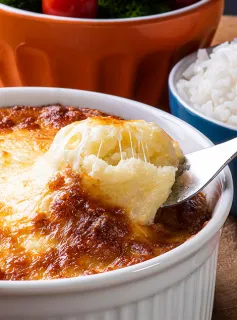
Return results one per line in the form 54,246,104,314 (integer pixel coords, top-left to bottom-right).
43,117,184,225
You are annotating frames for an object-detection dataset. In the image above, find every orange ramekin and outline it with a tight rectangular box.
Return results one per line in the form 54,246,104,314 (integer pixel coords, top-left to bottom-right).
0,0,223,111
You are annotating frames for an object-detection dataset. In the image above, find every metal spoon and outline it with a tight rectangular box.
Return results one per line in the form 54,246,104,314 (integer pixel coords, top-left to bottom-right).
163,137,237,207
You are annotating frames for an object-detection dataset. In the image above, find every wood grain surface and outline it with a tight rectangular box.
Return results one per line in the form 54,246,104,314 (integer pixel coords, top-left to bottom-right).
212,16,237,320
212,16,237,45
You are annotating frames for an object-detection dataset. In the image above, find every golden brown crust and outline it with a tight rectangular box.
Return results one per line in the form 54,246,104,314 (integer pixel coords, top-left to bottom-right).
157,193,211,234
0,105,115,131
0,105,211,281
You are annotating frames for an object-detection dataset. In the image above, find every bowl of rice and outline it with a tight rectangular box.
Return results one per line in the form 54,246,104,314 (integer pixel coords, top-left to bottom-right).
169,40,237,214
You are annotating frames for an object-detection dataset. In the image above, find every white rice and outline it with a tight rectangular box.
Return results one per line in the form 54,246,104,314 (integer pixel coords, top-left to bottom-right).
176,40,237,127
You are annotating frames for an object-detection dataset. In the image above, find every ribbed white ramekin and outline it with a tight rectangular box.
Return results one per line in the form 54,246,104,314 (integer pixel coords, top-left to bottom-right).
0,87,233,320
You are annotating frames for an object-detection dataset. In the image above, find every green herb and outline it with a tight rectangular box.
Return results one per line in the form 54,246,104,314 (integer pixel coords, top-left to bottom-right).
0,0,41,12
98,0,171,19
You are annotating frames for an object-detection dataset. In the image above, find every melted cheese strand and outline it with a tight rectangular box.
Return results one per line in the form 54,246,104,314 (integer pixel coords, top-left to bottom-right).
129,131,135,158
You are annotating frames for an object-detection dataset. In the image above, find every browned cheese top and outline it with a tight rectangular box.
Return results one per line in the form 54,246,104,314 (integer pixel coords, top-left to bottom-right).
0,105,211,280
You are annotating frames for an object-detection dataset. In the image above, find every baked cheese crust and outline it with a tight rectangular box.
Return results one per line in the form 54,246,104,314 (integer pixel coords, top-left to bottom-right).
0,105,210,280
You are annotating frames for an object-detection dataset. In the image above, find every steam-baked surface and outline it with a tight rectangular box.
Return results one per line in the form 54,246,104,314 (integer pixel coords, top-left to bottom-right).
0,105,211,280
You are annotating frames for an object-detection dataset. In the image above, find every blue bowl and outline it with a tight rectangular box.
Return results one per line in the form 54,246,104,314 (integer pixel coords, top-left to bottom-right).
169,49,237,215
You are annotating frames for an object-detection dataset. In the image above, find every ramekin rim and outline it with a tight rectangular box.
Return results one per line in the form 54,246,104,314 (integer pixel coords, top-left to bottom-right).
168,49,237,132
0,87,233,294
0,0,210,24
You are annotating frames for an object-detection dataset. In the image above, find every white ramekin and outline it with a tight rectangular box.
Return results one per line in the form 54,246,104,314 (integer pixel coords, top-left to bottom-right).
0,87,233,320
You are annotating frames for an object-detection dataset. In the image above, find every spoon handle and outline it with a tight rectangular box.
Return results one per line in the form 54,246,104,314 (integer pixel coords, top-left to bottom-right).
185,137,237,195
164,137,237,207
189,137,237,178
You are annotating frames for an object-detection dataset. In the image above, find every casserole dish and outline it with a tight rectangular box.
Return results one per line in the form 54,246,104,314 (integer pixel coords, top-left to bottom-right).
0,87,233,320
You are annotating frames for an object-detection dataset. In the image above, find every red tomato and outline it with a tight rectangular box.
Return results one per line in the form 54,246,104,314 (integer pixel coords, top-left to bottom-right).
42,0,98,18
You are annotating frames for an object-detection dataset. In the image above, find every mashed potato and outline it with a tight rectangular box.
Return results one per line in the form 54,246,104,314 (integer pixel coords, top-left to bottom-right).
44,117,183,225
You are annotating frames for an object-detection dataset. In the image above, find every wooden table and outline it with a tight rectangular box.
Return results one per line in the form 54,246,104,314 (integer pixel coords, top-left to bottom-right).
212,17,237,320
212,16,237,45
